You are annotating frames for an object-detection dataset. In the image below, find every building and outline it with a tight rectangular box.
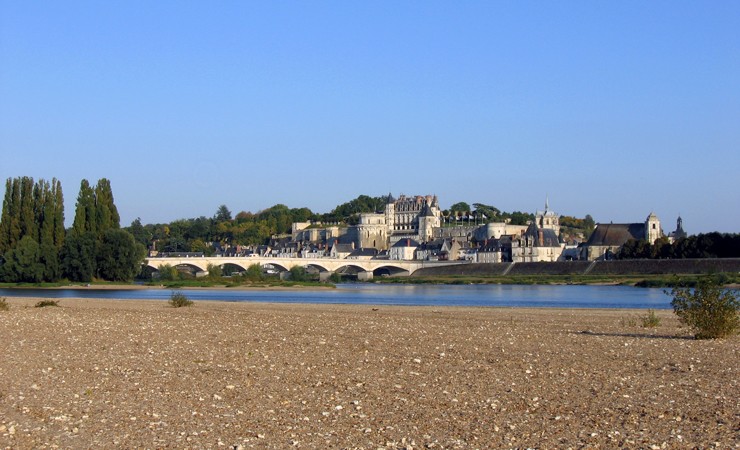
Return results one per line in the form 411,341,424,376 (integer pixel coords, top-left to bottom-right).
511,222,564,262
580,213,663,261
667,216,687,243
389,238,419,260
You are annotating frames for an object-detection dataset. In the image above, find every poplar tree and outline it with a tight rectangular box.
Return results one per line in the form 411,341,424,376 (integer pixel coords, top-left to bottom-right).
0,177,65,282
39,180,60,281
0,178,13,253
72,179,97,236
19,177,36,242
52,179,65,250
95,178,120,234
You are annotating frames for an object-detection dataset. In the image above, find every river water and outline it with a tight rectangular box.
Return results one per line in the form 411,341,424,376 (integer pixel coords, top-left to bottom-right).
0,283,672,309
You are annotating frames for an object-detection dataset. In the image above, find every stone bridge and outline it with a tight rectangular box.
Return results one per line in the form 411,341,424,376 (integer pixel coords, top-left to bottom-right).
145,256,470,280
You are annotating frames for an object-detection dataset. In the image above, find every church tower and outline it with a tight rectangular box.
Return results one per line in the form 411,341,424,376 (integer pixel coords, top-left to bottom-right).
645,212,662,243
535,197,560,235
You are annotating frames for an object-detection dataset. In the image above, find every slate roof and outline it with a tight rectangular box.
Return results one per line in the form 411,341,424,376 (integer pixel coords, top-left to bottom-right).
523,223,561,247
479,239,502,252
585,223,645,246
332,243,355,253
420,203,435,217
392,239,420,248
348,248,378,258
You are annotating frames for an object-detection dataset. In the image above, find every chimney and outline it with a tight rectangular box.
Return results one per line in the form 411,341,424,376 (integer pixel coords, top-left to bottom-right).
538,230,544,246
407,239,410,246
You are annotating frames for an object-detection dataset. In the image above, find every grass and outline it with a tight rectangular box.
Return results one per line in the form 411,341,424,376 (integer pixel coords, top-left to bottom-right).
168,290,193,308
35,300,60,308
376,273,740,288
640,309,661,328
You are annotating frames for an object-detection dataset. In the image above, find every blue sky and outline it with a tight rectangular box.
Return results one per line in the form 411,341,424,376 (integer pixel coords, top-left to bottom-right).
1,1,738,233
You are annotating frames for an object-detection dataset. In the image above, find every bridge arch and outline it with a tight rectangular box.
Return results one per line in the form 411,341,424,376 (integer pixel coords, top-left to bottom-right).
372,265,411,277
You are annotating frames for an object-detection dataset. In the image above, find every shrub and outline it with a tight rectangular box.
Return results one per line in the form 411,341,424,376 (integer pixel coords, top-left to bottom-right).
169,290,193,308
640,309,661,328
207,263,223,279
35,300,59,308
0,297,9,311
157,264,180,281
668,276,739,339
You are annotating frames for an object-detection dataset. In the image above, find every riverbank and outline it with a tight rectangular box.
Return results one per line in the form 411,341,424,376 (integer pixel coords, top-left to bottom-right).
1,297,737,448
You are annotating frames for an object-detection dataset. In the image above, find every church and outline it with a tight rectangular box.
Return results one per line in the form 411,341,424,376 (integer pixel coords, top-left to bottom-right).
580,213,663,260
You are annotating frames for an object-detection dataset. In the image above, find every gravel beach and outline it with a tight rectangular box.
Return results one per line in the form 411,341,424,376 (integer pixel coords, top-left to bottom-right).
1,296,737,449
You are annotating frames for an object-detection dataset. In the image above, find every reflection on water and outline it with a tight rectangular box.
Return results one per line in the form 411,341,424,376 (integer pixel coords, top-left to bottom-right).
0,283,671,309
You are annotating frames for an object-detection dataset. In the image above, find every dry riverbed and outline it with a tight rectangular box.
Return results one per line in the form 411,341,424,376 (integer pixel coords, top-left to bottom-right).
0,297,737,449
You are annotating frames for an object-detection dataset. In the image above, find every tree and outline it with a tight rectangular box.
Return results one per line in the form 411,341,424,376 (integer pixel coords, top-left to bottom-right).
0,177,65,281
60,231,98,282
207,263,223,278
127,218,152,247
244,263,263,281
669,276,739,339
52,179,65,250
449,202,471,215
214,204,232,222
289,265,308,281
96,229,146,282
0,235,44,282
95,178,120,233
73,179,97,236
157,263,180,281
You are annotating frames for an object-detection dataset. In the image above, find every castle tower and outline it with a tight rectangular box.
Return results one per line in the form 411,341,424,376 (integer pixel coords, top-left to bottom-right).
645,212,662,243
384,192,396,233
417,203,439,242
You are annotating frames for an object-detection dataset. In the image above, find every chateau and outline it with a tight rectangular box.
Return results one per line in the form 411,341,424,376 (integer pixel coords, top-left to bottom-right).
290,194,580,262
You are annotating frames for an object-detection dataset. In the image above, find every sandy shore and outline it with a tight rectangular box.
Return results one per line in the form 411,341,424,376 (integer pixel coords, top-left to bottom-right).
0,297,737,449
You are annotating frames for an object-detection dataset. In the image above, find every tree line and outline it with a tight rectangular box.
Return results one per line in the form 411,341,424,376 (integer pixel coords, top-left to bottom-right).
0,177,145,283
618,233,740,259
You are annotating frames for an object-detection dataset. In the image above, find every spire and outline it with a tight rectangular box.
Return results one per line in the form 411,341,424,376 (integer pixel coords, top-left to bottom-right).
545,195,549,211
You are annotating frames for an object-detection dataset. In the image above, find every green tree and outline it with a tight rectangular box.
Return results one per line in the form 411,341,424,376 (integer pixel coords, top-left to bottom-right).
127,218,152,247
289,265,308,281
0,178,22,253
95,178,120,234
207,263,223,278
0,235,44,282
449,202,471,215
214,204,232,222
96,229,146,281
60,231,98,282
0,177,65,281
244,263,264,281
669,276,739,339
157,263,180,281
73,179,97,236
19,177,36,242
52,179,65,250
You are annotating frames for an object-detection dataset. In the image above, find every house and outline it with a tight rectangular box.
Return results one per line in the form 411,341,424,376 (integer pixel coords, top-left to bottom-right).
477,238,505,263
330,242,355,259
300,244,326,258
389,238,419,260
415,238,459,261
511,223,564,262
347,248,378,260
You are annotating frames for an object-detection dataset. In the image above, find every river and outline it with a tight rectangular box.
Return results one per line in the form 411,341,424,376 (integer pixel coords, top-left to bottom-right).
0,283,672,309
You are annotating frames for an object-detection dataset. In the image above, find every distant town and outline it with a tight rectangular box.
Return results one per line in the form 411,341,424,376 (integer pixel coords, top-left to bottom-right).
151,193,689,264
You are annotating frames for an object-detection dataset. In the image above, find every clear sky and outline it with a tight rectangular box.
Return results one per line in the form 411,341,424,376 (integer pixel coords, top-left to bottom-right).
1,1,738,234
